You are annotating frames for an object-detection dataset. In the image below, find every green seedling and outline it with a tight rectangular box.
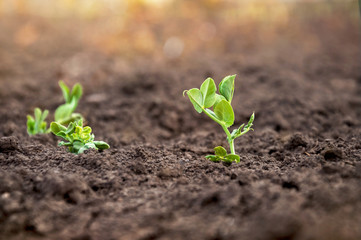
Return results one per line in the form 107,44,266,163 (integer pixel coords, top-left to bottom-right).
50,119,109,154
27,108,50,135
183,75,254,163
54,81,83,125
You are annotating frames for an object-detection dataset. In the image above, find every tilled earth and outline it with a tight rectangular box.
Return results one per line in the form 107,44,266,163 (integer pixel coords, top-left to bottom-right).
0,16,361,240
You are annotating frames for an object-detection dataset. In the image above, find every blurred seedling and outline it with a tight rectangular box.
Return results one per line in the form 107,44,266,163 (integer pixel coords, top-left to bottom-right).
50,119,109,154
54,81,83,125
183,75,254,163
27,81,84,135
27,108,50,135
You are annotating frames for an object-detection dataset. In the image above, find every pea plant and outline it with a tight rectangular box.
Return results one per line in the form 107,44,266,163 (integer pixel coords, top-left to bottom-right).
54,81,83,125
27,108,50,135
26,81,83,135
183,75,254,163
50,119,109,154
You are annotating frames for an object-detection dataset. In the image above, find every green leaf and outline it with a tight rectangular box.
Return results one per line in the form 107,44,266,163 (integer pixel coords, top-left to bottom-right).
82,126,92,134
186,88,203,113
59,81,70,103
76,118,83,127
50,122,67,134
219,75,236,102
230,123,244,140
225,154,240,163
214,94,226,107
50,122,67,139
231,112,255,140
205,155,221,162
34,108,42,122
54,99,77,123
71,83,83,101
78,142,96,154
94,141,110,150
214,146,227,157
71,141,85,154
244,112,255,130
214,100,234,127
200,78,216,108
65,122,76,135
27,108,49,135
57,113,83,126
27,115,35,135
40,110,49,123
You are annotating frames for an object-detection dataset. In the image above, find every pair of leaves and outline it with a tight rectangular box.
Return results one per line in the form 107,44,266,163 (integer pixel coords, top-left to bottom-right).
27,108,50,135
185,75,236,127
229,112,255,141
54,81,83,125
50,119,109,154
185,77,216,113
205,146,240,163
59,81,83,104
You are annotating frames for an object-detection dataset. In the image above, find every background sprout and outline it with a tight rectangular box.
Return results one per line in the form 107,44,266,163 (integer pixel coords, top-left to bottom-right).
27,108,50,135
54,81,83,125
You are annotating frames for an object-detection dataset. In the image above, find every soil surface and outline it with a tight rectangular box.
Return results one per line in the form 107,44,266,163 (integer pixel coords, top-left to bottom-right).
1,12,361,240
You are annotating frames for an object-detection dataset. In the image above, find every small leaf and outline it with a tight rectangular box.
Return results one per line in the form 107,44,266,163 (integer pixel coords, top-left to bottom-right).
65,122,75,135
78,142,96,154
72,141,84,154
27,115,35,135
54,97,79,123
214,100,234,127
186,88,203,113
244,112,255,130
71,83,83,101
40,109,49,123
200,78,216,108
40,122,47,132
94,141,110,150
205,155,221,162
230,123,245,140
82,126,92,134
58,114,83,126
54,103,74,122
225,154,240,163
219,75,236,102
50,122,67,135
34,108,42,122
76,118,83,127
214,146,227,157
214,94,226,107
50,122,67,139
59,81,70,103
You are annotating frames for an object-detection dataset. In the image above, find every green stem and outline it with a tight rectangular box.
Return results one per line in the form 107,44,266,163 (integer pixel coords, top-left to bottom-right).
202,108,235,155
221,125,235,154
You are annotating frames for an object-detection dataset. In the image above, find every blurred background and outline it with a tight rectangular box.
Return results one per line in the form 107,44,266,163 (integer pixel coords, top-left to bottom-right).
0,0,358,60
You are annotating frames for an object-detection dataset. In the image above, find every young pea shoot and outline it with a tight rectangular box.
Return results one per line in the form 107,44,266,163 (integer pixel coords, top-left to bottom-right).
183,75,254,163
50,119,110,154
27,108,50,135
54,81,83,125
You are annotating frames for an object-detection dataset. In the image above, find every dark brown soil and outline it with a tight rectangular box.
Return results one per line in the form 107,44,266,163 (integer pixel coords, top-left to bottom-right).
1,7,361,240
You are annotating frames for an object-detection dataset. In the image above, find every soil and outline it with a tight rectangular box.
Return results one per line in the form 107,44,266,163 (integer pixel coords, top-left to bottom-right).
1,11,361,240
